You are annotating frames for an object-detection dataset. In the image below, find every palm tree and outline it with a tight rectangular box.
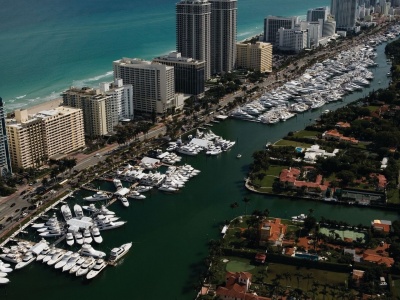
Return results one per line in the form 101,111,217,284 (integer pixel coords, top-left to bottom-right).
242,197,251,216
283,272,291,287
304,273,314,292
294,271,303,289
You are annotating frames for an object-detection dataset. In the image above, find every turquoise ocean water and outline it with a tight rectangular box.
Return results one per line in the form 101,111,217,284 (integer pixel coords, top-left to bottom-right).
0,0,328,111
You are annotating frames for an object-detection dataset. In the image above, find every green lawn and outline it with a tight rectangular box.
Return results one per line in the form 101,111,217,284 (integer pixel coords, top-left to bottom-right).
252,165,285,189
387,188,400,204
274,139,313,148
366,105,380,112
212,257,355,299
293,130,320,138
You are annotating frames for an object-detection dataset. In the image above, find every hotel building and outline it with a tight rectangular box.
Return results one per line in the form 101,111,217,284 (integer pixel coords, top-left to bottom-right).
6,107,85,169
153,52,205,96
113,58,175,114
0,98,12,175
236,42,273,73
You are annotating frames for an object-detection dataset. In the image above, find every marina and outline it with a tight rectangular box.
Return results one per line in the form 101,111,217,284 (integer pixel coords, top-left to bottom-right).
0,33,399,300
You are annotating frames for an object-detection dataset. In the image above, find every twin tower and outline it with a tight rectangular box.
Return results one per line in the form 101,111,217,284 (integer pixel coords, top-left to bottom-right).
176,0,237,80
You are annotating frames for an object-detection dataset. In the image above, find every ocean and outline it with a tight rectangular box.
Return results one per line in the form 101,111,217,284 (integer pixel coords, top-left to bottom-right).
0,0,329,112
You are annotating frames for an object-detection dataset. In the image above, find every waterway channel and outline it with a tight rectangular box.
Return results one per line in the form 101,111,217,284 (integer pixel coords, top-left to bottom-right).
1,41,399,300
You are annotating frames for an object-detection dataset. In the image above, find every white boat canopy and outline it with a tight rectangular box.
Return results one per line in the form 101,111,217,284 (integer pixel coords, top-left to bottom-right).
189,138,210,149
114,187,130,197
66,217,94,230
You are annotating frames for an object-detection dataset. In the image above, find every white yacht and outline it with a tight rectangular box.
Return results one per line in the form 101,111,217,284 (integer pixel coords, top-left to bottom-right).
291,214,307,222
0,253,21,264
99,205,115,216
91,227,103,244
61,205,73,221
79,244,106,258
176,145,199,156
69,256,86,274
82,203,99,213
74,232,84,245
158,185,178,192
47,250,67,266
83,229,93,244
76,257,96,277
42,249,60,264
0,278,10,285
135,186,152,193
83,191,111,202
39,229,63,237
86,259,107,279
128,191,146,200
36,248,51,262
108,242,132,264
120,197,129,207
73,204,84,218
113,178,123,190
66,232,74,246
0,261,13,273
15,252,35,270
96,217,126,231
54,252,74,269
62,254,81,272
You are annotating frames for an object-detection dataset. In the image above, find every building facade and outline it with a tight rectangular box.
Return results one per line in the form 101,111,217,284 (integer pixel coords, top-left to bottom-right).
113,58,175,114
236,42,273,73
176,0,211,79
210,0,237,74
276,26,308,53
331,0,357,30
263,16,299,44
153,52,205,96
307,6,329,22
6,107,85,169
0,98,12,175
62,87,110,137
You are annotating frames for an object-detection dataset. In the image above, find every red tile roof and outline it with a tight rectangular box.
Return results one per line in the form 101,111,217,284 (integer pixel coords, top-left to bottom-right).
324,129,359,144
279,168,328,191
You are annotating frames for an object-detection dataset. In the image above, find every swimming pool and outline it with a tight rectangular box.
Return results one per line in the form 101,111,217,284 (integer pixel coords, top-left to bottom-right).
294,252,319,261
295,147,304,153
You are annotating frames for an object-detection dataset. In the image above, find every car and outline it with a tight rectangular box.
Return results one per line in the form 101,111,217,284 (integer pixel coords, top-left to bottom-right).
10,203,16,208
22,212,28,217
20,190,27,195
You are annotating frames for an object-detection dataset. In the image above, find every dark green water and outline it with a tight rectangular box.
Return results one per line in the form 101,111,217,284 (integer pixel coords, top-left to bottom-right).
1,43,399,300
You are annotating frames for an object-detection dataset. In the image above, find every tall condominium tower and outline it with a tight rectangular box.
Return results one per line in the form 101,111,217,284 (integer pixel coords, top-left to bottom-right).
210,0,237,74
263,16,299,44
307,6,329,22
113,58,175,114
0,98,12,175
331,0,357,30
176,0,211,80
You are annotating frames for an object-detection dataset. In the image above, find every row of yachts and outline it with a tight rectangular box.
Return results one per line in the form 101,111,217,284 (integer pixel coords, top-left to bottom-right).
230,34,388,124
0,239,132,283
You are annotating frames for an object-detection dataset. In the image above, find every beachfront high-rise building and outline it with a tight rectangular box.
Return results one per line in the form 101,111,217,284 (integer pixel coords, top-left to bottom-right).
236,42,273,73
153,52,205,96
307,6,329,22
99,79,134,123
331,0,357,30
6,107,85,169
63,88,111,137
113,58,175,114
263,16,299,44
276,26,308,53
176,0,211,80
210,0,237,74
0,98,12,176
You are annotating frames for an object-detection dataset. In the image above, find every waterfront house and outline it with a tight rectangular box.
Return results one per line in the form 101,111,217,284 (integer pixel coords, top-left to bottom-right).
371,219,392,233
303,144,339,164
369,173,387,191
322,129,359,144
216,271,271,300
279,167,328,194
259,218,287,246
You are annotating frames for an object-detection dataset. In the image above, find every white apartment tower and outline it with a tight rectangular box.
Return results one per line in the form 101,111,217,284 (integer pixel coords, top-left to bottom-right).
176,0,211,80
6,107,85,169
99,79,134,124
113,58,175,114
264,16,299,44
210,0,237,74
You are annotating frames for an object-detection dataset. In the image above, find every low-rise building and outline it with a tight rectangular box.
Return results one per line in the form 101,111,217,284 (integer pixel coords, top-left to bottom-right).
259,218,287,246
371,219,392,233
303,144,339,164
323,129,359,144
279,167,328,193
